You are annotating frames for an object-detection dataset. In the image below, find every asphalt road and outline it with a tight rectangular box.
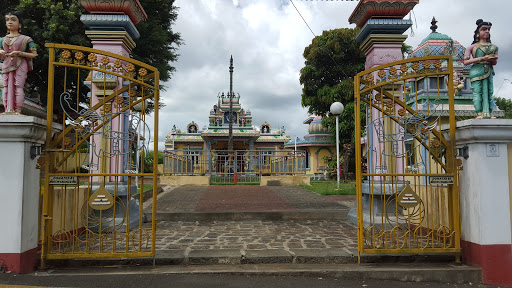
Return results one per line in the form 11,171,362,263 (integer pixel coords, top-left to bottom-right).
0,273,504,288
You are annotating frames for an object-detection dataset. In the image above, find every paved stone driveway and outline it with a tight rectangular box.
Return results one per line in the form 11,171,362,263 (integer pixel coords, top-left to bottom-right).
155,219,358,253
149,185,359,258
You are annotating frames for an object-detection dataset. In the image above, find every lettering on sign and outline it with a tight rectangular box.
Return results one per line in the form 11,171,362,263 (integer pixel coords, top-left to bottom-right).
49,176,78,185
429,176,454,184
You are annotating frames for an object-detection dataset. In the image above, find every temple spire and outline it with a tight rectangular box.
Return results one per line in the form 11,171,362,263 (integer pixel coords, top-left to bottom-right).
229,55,234,96
228,56,234,152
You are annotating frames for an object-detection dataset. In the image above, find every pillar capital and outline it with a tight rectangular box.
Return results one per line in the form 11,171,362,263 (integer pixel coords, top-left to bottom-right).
349,0,418,28
80,0,147,24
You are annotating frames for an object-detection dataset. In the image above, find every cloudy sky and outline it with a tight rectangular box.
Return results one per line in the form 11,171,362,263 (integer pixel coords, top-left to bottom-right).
153,0,512,149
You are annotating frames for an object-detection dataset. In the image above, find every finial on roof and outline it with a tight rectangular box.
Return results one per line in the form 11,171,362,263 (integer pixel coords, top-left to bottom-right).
430,17,438,33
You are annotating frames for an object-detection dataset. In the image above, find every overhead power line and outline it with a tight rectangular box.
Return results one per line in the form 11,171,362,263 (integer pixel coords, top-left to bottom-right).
289,0,352,79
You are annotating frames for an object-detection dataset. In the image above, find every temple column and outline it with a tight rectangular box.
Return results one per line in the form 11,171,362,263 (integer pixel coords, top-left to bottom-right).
249,139,254,172
207,139,212,173
80,0,146,180
350,0,417,178
80,0,147,232
347,0,417,226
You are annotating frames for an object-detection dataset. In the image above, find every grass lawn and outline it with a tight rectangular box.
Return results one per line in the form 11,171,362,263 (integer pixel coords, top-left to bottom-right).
137,184,153,193
300,181,356,196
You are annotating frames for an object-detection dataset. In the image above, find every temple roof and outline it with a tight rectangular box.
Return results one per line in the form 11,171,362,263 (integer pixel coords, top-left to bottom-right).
419,32,452,44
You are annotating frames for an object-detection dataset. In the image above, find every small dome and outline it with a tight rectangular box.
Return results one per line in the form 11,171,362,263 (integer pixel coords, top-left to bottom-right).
411,19,466,63
308,116,328,134
420,32,452,44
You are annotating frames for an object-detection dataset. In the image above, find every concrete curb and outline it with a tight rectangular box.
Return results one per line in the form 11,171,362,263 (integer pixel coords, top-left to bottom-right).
149,209,349,221
46,249,459,267
39,263,482,284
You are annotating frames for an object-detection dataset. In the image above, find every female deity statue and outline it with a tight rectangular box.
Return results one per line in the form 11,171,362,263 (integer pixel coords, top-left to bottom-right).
0,12,37,114
463,19,498,119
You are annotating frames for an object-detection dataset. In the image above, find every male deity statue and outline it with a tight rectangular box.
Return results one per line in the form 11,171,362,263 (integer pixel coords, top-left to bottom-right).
0,11,37,114
463,19,498,119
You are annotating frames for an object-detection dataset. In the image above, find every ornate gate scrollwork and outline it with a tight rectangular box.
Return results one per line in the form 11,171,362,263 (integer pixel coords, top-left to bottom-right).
40,44,159,265
354,55,461,257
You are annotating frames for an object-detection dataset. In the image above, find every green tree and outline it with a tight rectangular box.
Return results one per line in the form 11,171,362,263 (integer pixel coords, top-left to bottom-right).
300,28,366,175
495,97,512,118
300,28,366,146
132,0,182,83
1,0,181,115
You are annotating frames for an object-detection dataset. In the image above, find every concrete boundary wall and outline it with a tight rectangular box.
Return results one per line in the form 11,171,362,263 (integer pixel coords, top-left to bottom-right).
160,176,210,186
260,176,310,186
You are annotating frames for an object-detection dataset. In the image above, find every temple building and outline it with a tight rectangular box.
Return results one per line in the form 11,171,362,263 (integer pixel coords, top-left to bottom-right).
163,57,337,180
164,57,291,171
284,115,336,179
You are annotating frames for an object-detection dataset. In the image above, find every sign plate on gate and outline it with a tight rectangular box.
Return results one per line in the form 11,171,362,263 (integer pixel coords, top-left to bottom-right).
49,176,78,185
429,176,454,184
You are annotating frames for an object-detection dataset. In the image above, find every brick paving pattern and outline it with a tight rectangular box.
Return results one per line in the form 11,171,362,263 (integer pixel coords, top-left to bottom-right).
197,186,295,211
146,185,206,212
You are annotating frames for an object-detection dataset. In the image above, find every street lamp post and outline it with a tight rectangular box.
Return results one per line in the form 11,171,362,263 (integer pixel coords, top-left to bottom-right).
330,102,344,190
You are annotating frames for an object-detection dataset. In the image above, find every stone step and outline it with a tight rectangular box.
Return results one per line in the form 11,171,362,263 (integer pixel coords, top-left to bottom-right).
46,249,458,267
42,259,481,284
149,209,349,221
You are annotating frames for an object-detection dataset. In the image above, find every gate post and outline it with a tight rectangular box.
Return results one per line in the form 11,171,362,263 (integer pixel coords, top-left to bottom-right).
0,116,53,273
79,0,148,232
348,0,417,228
453,119,512,286
349,0,416,175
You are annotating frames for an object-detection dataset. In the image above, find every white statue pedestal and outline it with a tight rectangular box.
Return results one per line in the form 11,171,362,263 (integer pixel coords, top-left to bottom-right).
0,115,48,273
453,119,512,286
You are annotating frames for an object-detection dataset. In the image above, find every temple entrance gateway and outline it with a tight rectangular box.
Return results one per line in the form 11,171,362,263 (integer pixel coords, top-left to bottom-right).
40,44,159,265
354,55,461,258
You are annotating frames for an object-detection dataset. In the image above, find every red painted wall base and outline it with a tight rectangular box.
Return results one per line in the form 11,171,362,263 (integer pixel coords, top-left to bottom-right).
0,247,38,273
461,240,512,286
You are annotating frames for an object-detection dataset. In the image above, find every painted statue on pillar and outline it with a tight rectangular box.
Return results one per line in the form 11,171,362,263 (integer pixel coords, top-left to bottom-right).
0,12,37,114
463,19,498,119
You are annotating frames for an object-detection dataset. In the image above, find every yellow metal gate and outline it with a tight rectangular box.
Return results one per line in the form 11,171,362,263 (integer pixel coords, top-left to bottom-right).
354,55,461,257
40,44,159,265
